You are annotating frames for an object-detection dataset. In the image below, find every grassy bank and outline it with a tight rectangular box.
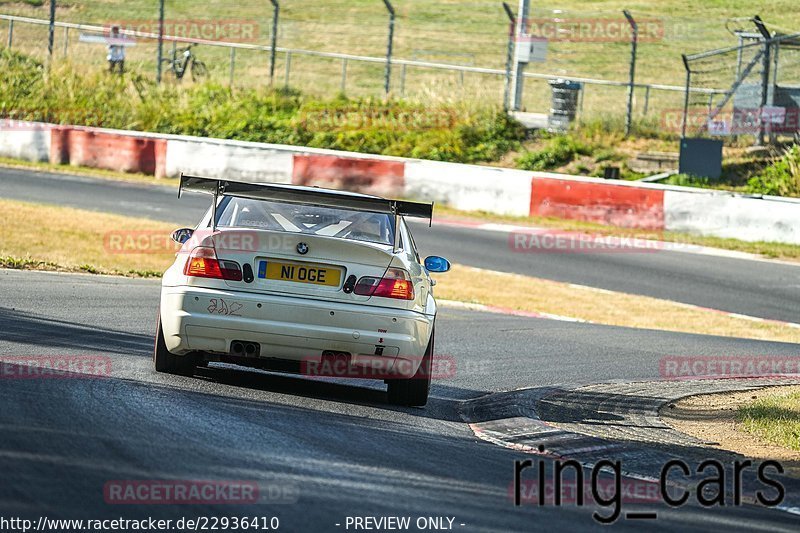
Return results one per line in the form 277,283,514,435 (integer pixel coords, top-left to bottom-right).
739,389,800,451
0,50,524,165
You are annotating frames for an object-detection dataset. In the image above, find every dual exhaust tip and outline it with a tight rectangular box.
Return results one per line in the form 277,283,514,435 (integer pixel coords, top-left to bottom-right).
231,340,260,357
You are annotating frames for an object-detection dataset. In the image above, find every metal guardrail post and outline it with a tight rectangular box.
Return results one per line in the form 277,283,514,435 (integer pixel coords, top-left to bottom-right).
341,58,348,93
623,10,638,136
63,26,69,56
643,86,650,115
7,19,12,49
382,0,396,96
269,0,279,85
502,2,516,111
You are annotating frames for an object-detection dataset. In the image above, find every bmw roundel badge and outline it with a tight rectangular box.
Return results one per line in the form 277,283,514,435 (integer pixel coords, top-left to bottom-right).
296,242,309,255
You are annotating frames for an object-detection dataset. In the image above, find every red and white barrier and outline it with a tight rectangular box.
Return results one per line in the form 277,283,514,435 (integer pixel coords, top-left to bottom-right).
2,121,799,244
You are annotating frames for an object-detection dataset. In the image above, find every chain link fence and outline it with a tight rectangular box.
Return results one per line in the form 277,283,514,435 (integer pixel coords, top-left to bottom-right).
2,1,790,130
682,18,800,142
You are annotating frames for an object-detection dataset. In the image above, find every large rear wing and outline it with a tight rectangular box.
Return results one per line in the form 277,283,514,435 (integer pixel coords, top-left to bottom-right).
179,174,433,219
178,175,434,249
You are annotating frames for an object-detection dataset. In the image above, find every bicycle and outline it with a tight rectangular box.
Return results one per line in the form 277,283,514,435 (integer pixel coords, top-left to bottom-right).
161,43,208,82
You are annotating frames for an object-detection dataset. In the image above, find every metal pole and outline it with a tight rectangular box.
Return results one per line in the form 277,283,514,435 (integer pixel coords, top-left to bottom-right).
382,0,395,96
229,47,236,86
511,0,531,111
643,85,650,115
759,41,771,145
269,0,279,85
400,63,406,96
623,10,638,136
63,26,68,56
341,58,347,93
7,19,13,49
156,0,165,84
47,0,56,57
770,42,780,144
681,54,691,138
502,2,516,111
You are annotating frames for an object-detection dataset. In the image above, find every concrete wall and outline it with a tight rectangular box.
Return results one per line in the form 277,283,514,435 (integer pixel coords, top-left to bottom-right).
1,120,799,244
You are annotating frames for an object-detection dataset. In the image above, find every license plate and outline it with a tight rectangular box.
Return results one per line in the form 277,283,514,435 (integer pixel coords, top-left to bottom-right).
258,260,341,287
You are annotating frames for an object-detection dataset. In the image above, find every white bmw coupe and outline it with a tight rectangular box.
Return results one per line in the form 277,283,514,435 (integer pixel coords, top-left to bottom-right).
155,175,450,406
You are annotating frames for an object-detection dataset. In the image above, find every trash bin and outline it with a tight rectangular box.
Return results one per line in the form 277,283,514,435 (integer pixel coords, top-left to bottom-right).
548,79,582,133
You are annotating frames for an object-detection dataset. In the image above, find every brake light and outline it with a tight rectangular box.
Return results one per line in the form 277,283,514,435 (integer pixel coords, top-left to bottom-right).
184,246,243,281
354,268,415,300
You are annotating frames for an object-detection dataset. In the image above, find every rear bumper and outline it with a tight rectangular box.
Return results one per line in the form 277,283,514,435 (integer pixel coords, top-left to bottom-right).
160,286,434,378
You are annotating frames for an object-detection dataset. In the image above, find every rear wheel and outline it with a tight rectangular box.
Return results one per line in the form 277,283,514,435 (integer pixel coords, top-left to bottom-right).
154,318,197,376
387,329,433,407
191,60,208,82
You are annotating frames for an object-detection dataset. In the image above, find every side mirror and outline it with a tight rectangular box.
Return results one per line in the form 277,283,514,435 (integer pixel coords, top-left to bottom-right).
171,228,194,244
424,256,451,273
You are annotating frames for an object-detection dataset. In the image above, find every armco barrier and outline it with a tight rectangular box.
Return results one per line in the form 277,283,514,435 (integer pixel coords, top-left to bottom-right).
405,160,532,217
292,154,405,197
530,175,665,230
664,190,800,243
50,127,166,177
165,138,293,184
1,120,799,244
0,121,51,162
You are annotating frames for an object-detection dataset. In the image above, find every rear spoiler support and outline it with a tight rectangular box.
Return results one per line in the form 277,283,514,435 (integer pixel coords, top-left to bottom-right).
178,174,434,241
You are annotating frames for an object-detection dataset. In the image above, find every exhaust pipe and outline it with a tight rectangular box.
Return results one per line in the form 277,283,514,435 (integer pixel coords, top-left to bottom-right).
244,343,257,356
231,341,245,356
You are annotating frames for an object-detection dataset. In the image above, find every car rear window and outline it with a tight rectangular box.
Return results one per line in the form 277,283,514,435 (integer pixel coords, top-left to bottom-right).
214,197,394,245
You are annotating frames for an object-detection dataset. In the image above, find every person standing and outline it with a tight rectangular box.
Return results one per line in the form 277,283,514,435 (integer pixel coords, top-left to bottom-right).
107,26,125,74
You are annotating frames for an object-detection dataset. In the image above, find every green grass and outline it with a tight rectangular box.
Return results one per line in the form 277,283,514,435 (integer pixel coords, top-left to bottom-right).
2,1,800,112
739,391,800,451
0,49,524,164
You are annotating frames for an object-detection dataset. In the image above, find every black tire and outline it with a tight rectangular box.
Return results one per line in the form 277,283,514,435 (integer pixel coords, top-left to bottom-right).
191,60,208,82
153,318,197,376
387,329,433,407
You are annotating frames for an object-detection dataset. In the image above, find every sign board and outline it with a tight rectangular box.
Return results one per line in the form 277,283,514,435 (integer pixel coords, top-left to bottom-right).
707,118,730,136
515,36,548,63
761,106,786,124
79,34,137,47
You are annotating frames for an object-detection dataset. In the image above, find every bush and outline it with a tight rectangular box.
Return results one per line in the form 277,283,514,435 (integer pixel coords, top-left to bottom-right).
516,136,592,171
0,51,524,165
747,145,800,197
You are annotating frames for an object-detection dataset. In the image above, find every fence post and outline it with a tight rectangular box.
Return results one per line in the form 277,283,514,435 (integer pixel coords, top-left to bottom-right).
269,0,279,85
382,0,396,96
623,10,638,136
502,2,516,111
7,19,12,49
47,0,56,57
341,58,348,93
681,54,691,138
63,26,69,56
643,85,650,115
156,0,165,84
510,0,530,111
229,47,236,86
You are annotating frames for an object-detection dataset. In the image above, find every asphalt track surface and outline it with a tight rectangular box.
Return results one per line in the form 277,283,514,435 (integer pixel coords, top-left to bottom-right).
1,166,800,530
2,166,800,323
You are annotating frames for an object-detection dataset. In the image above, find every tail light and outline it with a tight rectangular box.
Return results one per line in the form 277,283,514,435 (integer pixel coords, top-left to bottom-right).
184,246,243,281
354,268,415,300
